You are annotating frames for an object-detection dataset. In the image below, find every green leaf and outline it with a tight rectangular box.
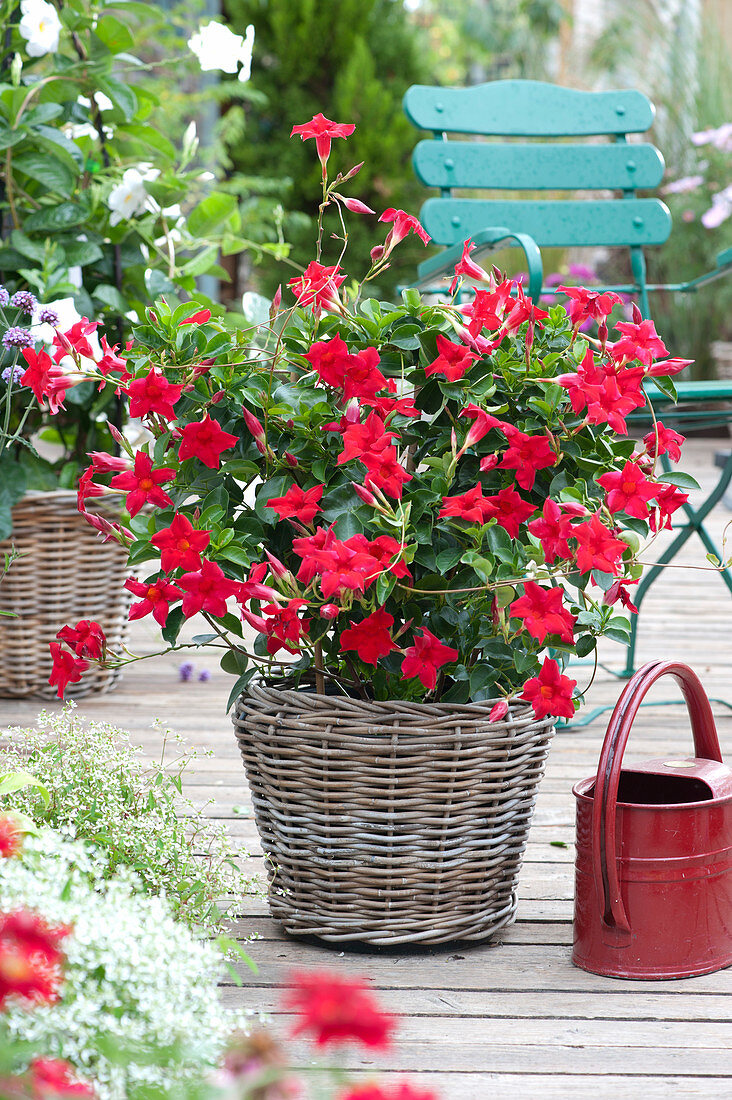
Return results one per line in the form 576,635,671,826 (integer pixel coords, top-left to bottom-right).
12,152,75,197
161,607,186,647
23,202,88,233
187,192,238,238
575,635,597,658
93,284,129,313
226,667,256,712
192,634,217,646
649,376,677,401
657,470,700,491
120,124,176,162
94,12,135,52
95,75,138,121
64,239,104,267
0,771,50,806
220,648,249,676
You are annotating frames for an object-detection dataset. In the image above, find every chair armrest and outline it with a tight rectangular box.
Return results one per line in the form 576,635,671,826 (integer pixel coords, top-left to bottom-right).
678,247,732,292
416,227,544,302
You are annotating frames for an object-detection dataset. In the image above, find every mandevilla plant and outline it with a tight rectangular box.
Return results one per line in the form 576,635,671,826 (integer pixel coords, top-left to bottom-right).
47,115,695,719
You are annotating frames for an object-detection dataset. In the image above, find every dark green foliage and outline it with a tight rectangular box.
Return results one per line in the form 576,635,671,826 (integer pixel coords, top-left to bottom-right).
223,0,429,295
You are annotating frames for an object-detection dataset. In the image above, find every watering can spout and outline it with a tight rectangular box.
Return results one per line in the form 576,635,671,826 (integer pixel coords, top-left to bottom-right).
573,661,732,980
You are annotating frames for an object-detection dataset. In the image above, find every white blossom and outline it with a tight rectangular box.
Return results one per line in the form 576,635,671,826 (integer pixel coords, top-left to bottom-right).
107,166,160,226
19,0,61,57
188,20,255,82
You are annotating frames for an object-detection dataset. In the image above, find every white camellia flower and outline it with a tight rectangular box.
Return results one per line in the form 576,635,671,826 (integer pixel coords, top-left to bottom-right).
19,0,61,57
188,20,255,82
107,166,160,226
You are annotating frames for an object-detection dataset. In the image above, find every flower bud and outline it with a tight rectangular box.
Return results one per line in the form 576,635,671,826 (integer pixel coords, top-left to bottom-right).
352,482,377,506
264,550,288,579
269,286,282,322
320,603,340,620
339,196,375,215
479,454,499,472
341,161,364,182
210,390,226,404
284,452,298,467
370,245,385,264
242,407,265,443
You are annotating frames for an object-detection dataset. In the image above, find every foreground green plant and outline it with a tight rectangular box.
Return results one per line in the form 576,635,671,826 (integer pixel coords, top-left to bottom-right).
0,705,253,931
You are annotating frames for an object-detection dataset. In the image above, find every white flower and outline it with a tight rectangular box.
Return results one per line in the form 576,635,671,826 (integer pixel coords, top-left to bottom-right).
107,166,159,226
188,20,255,82
19,0,61,57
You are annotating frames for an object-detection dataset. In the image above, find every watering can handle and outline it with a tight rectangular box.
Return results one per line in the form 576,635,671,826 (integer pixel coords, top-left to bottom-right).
592,660,722,943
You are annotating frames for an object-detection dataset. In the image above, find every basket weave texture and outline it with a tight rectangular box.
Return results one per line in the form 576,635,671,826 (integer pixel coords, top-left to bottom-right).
233,684,555,945
0,492,130,699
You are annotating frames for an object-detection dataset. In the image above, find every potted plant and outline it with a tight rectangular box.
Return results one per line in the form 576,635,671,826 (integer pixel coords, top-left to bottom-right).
49,116,693,943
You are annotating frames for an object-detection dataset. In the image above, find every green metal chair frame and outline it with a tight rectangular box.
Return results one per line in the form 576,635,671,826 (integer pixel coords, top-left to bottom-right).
403,79,732,679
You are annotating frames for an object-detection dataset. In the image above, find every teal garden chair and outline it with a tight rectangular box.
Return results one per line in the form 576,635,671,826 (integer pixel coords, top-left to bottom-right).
403,79,732,678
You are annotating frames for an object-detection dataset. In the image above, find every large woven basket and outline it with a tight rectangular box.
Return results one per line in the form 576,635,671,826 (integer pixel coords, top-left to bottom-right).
0,492,130,698
233,684,555,945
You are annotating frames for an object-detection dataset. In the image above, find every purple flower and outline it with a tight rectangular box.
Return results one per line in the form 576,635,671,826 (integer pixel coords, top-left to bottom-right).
198,669,211,682
0,286,8,308
2,327,33,350
1,364,25,384
178,661,195,682
10,290,37,315
38,307,59,326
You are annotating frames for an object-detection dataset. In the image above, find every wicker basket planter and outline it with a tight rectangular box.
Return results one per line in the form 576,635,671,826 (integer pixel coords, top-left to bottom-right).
233,683,555,946
0,491,131,699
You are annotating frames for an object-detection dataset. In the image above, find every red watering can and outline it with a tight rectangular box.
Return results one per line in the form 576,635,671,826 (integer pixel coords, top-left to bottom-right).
573,660,732,979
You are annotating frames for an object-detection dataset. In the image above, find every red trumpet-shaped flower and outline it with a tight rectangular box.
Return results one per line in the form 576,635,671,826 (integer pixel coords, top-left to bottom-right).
177,413,238,469
424,334,478,382
127,367,184,421
611,316,668,367
110,451,177,517
288,261,345,315
521,657,577,720
125,577,182,627
150,513,211,572
558,286,622,329
379,208,431,256
528,499,576,563
400,628,458,690
290,113,355,173
0,910,70,1008
510,582,576,645
284,969,396,1050
266,483,324,525
572,513,627,575
340,607,398,665
597,460,658,519
48,644,88,699
55,619,106,659
643,422,685,463
178,560,239,618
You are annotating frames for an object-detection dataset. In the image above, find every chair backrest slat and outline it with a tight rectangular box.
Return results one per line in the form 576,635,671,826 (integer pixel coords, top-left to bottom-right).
420,198,672,249
404,80,655,137
413,140,665,192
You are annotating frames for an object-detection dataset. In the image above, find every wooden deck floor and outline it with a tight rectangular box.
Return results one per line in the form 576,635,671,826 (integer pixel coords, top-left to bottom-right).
2,439,732,1099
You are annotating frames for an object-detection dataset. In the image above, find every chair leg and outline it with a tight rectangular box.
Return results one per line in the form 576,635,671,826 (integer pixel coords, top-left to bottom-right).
620,450,732,678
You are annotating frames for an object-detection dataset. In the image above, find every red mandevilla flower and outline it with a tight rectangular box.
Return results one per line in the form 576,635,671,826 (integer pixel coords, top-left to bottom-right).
109,451,177,517
150,513,211,572
571,513,628,576
521,657,577,720
0,815,23,859
51,318,98,363
643,422,685,463
48,644,88,699
56,619,106,659
125,577,182,627
284,969,396,1049
266,484,324,526
127,367,184,421
510,582,576,645
400,628,458,690
0,910,70,1008
597,460,658,519
177,413,239,469
178,560,240,618
424,334,478,382
19,347,75,414
288,261,345,315
379,208,431,256
291,113,355,173
28,1059,95,1098
340,607,398,665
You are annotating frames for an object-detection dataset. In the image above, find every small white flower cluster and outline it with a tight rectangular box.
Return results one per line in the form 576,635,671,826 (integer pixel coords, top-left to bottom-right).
2,705,256,932
1,831,246,1098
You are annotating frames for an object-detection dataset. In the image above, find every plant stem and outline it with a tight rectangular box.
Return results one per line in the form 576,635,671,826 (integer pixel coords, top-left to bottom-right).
314,641,325,695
